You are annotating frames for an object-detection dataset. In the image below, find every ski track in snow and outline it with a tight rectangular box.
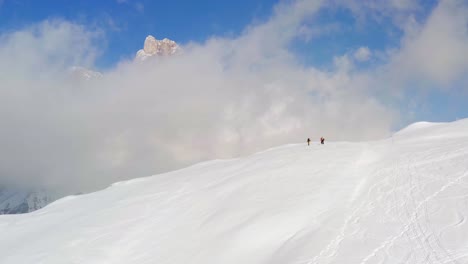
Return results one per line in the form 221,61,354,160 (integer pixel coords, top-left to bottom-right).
1,119,468,264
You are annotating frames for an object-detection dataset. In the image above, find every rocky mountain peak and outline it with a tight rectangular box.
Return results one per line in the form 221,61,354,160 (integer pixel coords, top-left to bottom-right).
136,35,180,61
69,66,102,81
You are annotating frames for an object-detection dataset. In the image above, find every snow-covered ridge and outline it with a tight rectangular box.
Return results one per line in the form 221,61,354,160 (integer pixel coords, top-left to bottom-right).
394,120,444,135
0,187,56,214
1,118,468,263
394,118,468,140
69,66,102,81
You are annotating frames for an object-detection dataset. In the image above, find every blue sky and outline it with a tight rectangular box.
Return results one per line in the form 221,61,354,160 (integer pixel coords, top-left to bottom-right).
0,0,434,69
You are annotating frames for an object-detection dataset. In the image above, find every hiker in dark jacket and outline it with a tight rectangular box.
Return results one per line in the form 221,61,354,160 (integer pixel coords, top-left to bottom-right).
320,137,325,144
307,138,311,146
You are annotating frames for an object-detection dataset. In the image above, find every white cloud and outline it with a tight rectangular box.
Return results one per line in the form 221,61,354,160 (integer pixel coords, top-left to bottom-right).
390,0,418,10
116,0,144,13
334,0,420,17
354,46,372,61
0,1,415,195
330,0,423,30
386,0,468,86
297,23,342,42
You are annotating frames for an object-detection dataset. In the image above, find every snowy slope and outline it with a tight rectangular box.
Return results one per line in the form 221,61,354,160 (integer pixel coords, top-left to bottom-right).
1,119,468,264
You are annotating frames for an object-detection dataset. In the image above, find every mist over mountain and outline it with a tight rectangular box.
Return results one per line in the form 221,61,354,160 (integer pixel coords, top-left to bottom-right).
0,35,181,214
0,186,56,214
69,66,102,81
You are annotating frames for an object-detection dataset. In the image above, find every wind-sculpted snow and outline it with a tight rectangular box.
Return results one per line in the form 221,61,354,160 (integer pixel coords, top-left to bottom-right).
0,119,468,264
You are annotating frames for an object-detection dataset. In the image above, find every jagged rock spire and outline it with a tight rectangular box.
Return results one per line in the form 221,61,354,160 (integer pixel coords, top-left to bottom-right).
136,35,180,61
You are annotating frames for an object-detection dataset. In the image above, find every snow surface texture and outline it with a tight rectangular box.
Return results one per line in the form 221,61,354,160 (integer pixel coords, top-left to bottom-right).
1,119,468,263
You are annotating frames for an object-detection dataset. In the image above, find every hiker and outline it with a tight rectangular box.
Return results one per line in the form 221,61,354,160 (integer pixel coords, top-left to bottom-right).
320,137,325,144
307,138,311,146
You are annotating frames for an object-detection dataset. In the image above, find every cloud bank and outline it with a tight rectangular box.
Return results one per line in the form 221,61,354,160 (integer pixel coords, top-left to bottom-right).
0,0,467,194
